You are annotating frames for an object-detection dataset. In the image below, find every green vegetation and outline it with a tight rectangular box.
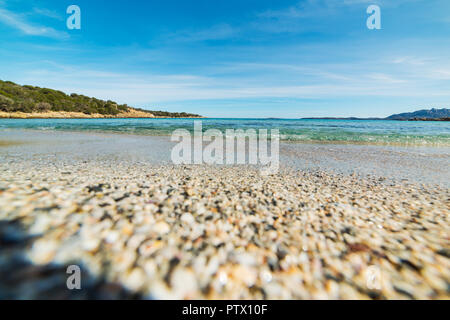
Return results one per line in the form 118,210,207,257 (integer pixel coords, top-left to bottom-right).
0,80,129,115
135,108,201,118
0,80,201,117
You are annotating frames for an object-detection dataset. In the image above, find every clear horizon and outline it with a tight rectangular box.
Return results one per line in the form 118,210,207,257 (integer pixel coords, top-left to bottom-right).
1,0,449,118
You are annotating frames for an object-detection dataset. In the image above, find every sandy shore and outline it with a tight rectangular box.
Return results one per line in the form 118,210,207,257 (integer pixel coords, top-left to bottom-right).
0,109,159,119
0,131,449,299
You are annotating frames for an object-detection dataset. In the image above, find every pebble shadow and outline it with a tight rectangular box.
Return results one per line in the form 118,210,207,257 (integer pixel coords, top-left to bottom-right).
0,220,142,300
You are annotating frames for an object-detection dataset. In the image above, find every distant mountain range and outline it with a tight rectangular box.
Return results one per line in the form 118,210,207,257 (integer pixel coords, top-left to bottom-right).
385,108,450,120
302,108,450,121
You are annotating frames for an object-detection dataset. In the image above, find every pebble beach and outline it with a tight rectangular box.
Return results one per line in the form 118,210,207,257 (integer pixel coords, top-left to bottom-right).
0,144,449,299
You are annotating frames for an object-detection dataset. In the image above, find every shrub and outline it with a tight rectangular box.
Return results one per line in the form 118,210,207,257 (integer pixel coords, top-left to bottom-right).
0,79,201,117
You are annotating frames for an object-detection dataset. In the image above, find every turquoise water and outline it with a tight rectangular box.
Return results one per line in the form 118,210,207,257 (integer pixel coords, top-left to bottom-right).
0,118,449,146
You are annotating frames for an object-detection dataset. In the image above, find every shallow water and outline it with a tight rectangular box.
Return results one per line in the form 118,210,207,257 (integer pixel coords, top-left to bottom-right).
0,118,449,146
1,130,449,186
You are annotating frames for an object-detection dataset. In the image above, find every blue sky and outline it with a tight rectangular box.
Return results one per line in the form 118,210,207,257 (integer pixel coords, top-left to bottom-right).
0,0,449,118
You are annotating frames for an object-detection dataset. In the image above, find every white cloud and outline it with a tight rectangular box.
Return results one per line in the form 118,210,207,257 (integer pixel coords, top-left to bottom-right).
0,7,68,39
32,8,63,21
12,59,450,108
427,69,450,80
391,56,429,66
257,0,424,22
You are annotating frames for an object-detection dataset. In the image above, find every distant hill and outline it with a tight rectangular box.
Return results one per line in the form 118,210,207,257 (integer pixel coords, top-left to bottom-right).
301,108,450,121
386,108,450,120
0,80,201,118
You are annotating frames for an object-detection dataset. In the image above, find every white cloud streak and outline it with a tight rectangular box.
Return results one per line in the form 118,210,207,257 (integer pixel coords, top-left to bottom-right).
32,7,64,21
13,56,450,108
0,7,68,39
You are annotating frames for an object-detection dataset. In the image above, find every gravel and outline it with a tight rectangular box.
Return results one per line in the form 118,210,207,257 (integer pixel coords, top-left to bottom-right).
0,157,448,299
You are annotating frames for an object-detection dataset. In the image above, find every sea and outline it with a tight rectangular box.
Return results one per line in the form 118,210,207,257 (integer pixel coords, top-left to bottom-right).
0,118,449,146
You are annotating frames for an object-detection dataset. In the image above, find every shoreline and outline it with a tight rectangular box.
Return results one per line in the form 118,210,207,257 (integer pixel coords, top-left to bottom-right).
0,111,204,119
0,113,447,121
1,129,449,186
1,126,448,148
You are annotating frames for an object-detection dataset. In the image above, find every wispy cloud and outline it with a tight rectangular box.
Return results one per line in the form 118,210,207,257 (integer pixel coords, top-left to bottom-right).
158,0,428,42
256,0,423,23
167,24,237,42
0,7,68,39
0,0,447,117
256,0,375,20
12,58,449,108
32,7,64,21
367,73,406,84
391,56,430,66
258,0,335,19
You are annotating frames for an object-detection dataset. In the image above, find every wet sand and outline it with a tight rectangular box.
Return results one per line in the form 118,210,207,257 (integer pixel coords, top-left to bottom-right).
1,129,449,186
